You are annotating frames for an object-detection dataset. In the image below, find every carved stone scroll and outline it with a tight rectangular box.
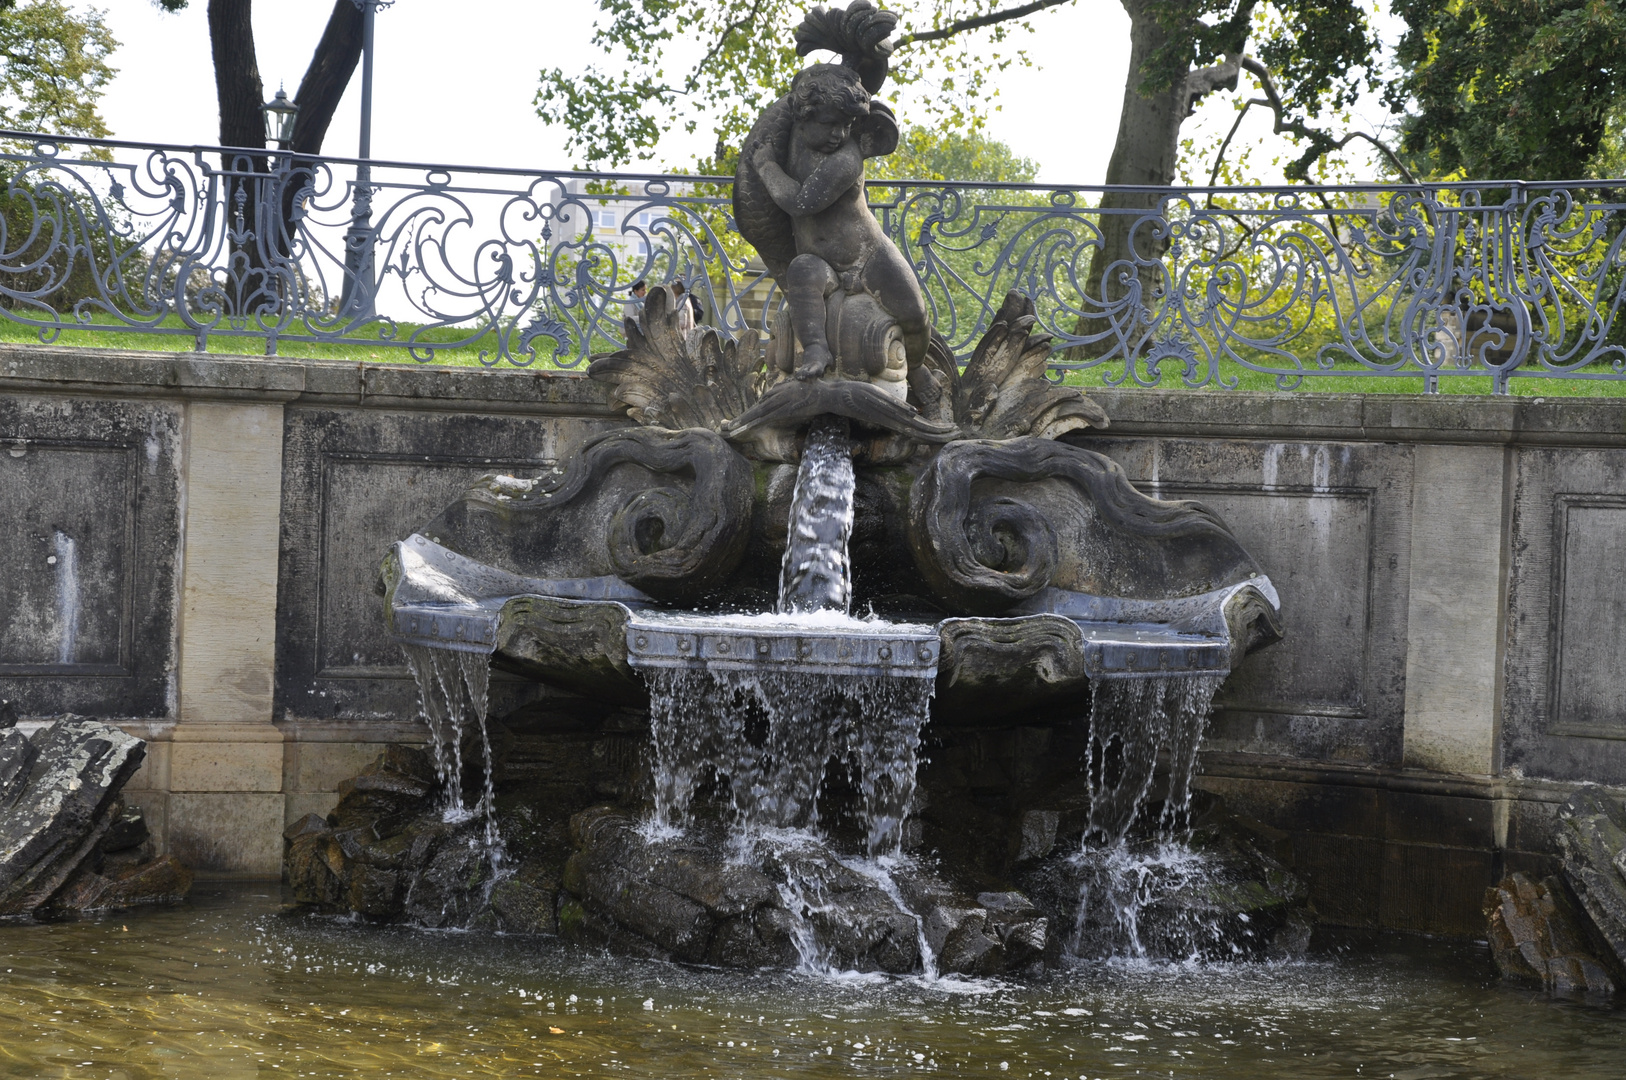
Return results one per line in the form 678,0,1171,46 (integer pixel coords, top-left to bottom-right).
418,427,754,604
908,438,1262,615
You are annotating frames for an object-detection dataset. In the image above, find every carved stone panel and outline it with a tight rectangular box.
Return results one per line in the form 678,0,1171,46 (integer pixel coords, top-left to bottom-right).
276,406,621,724
1182,487,1372,718
0,396,181,719
1087,436,1412,765
0,444,132,673
1550,498,1626,739
1500,448,1626,784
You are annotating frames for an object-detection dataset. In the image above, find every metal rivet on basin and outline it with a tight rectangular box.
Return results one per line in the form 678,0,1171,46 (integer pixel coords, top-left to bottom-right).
634,635,647,649
757,643,769,655
919,647,933,661
878,646,891,659
1125,652,1136,667
1187,649,1199,666
717,640,730,654
678,639,692,652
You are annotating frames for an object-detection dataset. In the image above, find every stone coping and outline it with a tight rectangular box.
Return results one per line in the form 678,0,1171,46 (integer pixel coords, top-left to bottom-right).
3,341,1626,443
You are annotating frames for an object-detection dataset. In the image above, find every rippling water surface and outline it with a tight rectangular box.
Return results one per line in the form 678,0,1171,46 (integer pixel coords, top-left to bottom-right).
1,885,1620,1079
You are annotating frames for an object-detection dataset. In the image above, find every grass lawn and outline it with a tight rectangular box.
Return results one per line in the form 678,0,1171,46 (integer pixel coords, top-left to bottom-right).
3,312,1624,397
0,313,590,371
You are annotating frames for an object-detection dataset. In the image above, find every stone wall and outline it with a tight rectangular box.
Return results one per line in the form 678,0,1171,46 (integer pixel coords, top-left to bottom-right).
0,343,1621,934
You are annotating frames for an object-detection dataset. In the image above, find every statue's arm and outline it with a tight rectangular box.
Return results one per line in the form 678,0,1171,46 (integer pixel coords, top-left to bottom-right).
753,144,863,217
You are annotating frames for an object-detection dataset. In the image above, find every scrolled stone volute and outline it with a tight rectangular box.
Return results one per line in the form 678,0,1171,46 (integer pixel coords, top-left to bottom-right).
417,427,754,605
908,438,1263,615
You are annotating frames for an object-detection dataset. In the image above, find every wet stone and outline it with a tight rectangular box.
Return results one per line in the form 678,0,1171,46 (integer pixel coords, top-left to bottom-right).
1485,871,1617,998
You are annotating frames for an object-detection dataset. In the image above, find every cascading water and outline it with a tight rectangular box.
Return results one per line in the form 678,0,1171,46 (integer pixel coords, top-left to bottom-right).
1067,673,1228,960
400,642,504,856
778,415,855,615
645,667,932,855
632,413,942,972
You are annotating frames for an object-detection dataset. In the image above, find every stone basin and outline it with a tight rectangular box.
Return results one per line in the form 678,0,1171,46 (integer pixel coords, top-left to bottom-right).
384,533,1279,714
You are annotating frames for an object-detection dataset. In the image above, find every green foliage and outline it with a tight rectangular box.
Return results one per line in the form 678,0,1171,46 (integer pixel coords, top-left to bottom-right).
0,0,118,149
536,0,1381,184
1389,0,1626,181
865,125,1037,183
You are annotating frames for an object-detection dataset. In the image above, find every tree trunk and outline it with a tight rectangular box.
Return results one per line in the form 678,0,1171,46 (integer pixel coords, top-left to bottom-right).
204,0,364,316
289,1,364,156
206,0,264,151
1069,0,1189,360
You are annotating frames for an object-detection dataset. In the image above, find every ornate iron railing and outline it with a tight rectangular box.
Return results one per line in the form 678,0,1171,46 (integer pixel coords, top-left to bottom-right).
2,130,1624,392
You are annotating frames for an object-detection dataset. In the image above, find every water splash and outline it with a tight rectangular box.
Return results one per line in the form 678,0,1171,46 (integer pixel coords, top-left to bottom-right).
778,416,855,615
1068,673,1226,960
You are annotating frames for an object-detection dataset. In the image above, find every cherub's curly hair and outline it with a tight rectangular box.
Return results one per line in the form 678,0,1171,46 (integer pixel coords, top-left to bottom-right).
790,63,870,122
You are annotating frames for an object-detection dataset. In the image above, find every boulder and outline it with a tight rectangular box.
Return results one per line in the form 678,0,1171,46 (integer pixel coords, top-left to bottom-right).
1556,787,1626,974
1485,871,1616,997
0,718,150,917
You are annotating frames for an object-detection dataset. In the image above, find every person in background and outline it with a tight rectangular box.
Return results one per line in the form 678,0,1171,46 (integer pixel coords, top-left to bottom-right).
629,279,647,313
671,279,703,332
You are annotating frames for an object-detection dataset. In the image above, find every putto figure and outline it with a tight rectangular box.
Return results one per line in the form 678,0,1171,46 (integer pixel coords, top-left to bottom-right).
733,1,925,391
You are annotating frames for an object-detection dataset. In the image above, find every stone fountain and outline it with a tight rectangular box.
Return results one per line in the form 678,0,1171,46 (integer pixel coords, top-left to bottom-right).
301,1,1290,972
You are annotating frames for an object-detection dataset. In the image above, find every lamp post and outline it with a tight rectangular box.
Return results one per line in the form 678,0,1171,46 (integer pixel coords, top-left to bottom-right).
339,0,391,320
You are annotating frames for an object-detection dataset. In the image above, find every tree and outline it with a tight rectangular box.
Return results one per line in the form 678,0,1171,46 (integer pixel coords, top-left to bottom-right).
0,0,117,147
866,125,1038,183
154,0,363,157
1389,0,1626,182
536,1,1390,356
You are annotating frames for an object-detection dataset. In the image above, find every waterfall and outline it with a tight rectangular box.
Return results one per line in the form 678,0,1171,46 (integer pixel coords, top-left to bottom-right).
645,667,932,858
400,642,502,853
1068,673,1226,959
778,415,855,614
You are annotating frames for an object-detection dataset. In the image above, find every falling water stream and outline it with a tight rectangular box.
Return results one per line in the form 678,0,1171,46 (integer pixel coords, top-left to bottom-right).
1069,673,1229,959
395,416,1248,970
399,642,505,885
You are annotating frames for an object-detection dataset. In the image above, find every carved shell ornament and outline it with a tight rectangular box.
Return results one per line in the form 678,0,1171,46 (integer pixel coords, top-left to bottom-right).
588,286,1108,456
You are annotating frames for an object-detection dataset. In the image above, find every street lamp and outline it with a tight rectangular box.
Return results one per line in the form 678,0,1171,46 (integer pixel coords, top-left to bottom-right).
261,87,299,149
339,0,392,321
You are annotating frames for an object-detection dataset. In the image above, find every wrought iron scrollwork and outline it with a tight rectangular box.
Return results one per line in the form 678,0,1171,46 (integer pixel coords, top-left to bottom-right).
2,130,1624,392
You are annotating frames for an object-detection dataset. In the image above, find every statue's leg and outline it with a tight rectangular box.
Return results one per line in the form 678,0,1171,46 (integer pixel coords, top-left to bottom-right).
787,253,839,379
864,244,929,366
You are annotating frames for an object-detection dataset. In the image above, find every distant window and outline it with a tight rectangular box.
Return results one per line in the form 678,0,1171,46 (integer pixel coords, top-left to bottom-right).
596,209,617,229
635,239,649,256
637,211,652,227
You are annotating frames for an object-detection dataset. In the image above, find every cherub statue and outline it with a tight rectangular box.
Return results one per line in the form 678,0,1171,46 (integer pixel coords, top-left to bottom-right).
733,1,926,386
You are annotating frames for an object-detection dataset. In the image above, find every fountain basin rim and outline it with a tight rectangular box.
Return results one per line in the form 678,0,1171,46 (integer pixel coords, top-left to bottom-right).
624,615,940,680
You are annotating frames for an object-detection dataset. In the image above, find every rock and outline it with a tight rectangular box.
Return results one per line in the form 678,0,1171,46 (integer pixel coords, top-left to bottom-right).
284,814,342,907
1485,872,1617,997
1013,810,1059,863
1556,788,1626,974
488,874,559,936
0,718,148,917
0,698,16,729
559,807,930,973
50,854,193,914
101,805,150,854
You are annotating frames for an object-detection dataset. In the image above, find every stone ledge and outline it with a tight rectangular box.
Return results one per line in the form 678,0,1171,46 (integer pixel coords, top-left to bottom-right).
0,343,620,416
1091,387,1626,446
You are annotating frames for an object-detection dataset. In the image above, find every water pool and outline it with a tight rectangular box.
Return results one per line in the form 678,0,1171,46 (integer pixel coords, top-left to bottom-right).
1,885,1620,1079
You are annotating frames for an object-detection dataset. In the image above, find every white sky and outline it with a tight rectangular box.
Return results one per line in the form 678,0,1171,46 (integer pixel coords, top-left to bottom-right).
95,0,1398,184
